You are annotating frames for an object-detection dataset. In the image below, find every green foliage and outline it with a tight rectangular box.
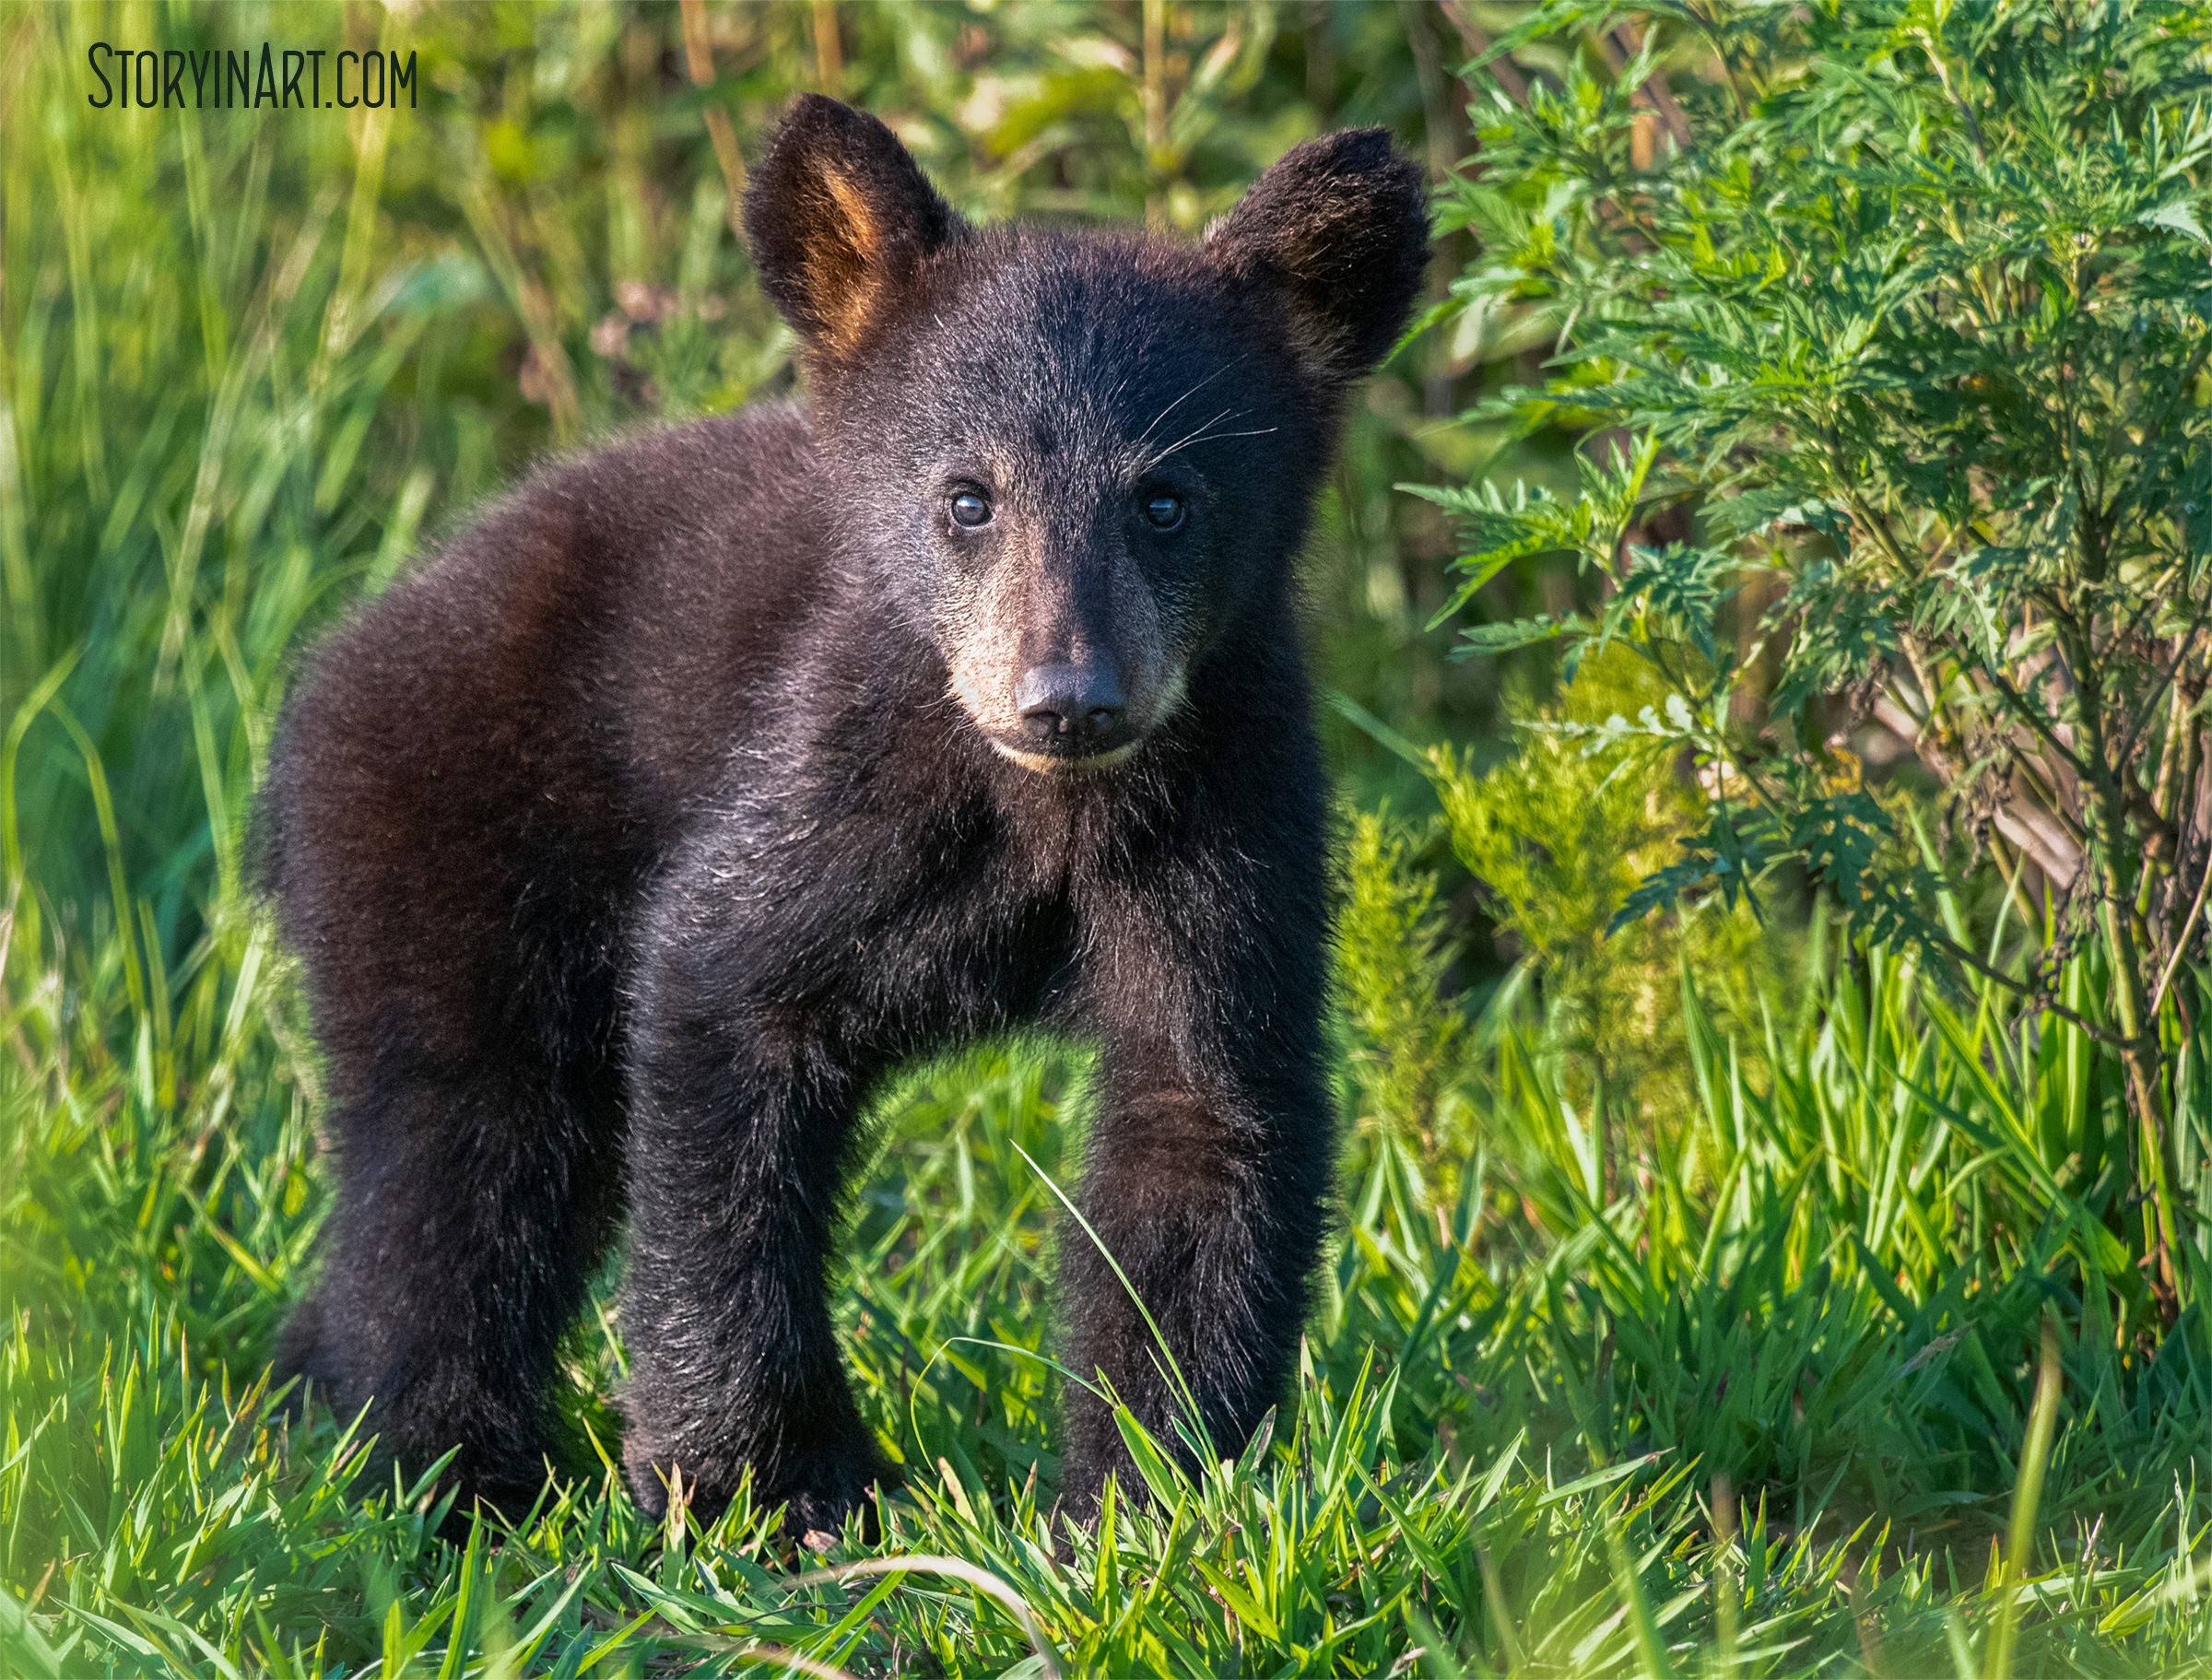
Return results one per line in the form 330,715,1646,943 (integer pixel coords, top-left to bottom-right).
1419,648,1779,1163
0,0,1486,932
10,0,2212,1672
1336,808,1471,1200
17,838,2212,1670
1427,0,2212,1270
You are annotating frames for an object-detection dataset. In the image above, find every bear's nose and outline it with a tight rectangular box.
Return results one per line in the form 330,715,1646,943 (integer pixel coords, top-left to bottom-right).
1016,663,1126,748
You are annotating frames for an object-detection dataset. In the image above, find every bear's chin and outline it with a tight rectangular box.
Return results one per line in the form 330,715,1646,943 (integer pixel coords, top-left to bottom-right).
987,736,1146,775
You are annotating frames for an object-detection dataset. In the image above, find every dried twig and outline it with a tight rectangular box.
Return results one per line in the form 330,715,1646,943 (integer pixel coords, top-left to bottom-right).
1438,0,1532,106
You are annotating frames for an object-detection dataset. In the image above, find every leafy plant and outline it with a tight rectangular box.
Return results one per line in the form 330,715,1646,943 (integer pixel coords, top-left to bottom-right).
1422,0,2212,1288
1336,806,1472,1204
1423,645,1781,1181
15,1,2212,1670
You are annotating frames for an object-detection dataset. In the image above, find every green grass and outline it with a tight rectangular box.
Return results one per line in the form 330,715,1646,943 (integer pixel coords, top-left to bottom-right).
9,3,2212,1674
13,892,2212,1674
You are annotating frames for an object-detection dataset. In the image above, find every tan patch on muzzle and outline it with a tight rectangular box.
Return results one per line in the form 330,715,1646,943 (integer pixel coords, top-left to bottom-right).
940,545,1182,774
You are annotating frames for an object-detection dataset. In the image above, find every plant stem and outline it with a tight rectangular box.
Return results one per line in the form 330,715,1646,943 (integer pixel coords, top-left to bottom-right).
1984,1312,2064,1680
1143,0,1167,228
2088,760,2181,1298
2051,605,2183,1300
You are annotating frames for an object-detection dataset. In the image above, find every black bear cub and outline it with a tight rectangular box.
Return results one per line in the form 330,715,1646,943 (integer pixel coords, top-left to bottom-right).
262,95,1427,1538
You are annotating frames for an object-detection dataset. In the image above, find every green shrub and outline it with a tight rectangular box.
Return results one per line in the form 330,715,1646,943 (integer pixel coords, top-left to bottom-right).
12,2,2212,1669
1336,807,1470,1204
1421,0,2212,1286
1427,647,1782,1165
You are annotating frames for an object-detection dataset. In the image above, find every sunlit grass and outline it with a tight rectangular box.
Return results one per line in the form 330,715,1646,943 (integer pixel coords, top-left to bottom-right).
7,3,2212,1674
13,835,2212,1673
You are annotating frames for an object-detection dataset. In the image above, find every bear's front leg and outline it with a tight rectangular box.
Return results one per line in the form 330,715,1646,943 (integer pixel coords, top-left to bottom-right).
1056,851,1334,1520
618,907,895,1540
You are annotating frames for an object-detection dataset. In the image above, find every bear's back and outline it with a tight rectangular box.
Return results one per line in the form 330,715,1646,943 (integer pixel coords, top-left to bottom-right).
259,400,835,1066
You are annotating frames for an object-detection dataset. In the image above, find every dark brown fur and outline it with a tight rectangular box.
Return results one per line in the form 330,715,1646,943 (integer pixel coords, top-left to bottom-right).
261,97,1428,1537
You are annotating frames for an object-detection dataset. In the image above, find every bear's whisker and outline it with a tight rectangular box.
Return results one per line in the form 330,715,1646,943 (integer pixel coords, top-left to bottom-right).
1132,357,1244,453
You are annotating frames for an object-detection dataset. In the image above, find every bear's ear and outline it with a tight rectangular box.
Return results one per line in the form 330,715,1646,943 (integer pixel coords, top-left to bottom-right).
1204,129,1430,384
745,95,967,360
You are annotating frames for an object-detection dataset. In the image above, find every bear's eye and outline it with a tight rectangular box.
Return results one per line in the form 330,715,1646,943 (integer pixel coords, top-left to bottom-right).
1144,494,1185,532
949,491,993,529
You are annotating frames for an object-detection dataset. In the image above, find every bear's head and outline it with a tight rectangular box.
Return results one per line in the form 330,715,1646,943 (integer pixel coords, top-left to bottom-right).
746,95,1429,773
